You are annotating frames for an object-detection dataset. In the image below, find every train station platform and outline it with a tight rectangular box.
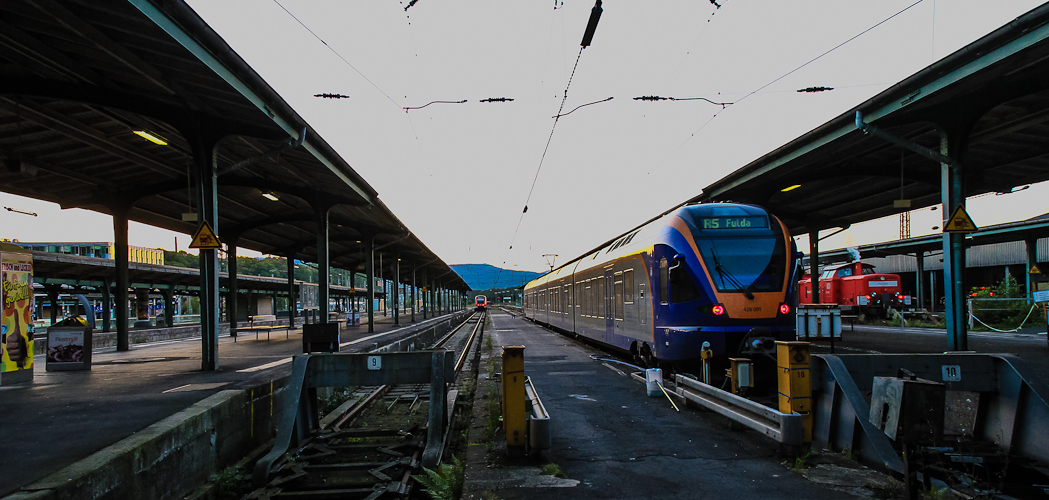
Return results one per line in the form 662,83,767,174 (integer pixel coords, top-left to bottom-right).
462,309,883,499
0,311,458,499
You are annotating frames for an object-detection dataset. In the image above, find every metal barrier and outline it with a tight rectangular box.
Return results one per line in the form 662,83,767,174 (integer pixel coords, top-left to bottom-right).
810,353,1049,474
252,350,455,487
525,376,551,454
500,347,552,457
674,374,805,445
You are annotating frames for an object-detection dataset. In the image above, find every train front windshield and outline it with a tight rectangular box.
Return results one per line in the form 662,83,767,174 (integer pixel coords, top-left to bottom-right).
695,235,787,293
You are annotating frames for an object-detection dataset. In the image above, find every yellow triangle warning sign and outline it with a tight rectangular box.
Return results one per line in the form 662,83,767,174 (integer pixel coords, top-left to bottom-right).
944,204,978,233
189,220,222,249
1031,264,1042,275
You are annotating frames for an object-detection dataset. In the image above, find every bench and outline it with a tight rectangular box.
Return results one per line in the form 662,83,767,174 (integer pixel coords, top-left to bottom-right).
235,316,292,341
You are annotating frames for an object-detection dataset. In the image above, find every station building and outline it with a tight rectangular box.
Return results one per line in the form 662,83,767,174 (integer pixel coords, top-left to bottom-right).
5,240,164,265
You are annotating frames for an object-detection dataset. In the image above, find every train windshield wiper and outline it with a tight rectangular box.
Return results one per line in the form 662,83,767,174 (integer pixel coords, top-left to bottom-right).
710,246,755,299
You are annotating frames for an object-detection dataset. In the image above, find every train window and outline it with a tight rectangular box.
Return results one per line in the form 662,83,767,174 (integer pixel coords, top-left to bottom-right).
624,269,634,303
576,282,582,310
614,275,624,320
659,258,669,305
670,260,702,303
837,268,853,277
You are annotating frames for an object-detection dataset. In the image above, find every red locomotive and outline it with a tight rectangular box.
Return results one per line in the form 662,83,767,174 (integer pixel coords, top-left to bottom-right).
799,261,905,318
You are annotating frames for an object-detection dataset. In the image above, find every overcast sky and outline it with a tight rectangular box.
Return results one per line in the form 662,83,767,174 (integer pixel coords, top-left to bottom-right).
3,0,1047,271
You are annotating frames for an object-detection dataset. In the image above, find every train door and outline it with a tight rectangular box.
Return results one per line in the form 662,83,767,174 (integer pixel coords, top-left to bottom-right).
604,267,614,341
638,282,648,325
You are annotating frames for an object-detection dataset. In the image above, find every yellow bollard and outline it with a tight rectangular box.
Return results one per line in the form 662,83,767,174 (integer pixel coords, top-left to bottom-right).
728,358,754,396
501,346,527,455
776,341,812,442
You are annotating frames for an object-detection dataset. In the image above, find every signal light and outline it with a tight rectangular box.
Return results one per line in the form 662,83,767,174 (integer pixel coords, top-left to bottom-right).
779,303,790,315
711,304,725,316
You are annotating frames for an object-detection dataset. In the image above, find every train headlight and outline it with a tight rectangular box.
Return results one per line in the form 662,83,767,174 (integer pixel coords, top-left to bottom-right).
779,303,790,315
711,304,725,316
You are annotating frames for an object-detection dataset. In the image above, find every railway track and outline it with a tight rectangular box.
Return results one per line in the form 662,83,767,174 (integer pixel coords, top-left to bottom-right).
247,311,487,500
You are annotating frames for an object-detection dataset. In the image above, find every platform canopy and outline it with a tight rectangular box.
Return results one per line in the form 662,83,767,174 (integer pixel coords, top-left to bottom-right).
692,4,1049,236
0,0,466,291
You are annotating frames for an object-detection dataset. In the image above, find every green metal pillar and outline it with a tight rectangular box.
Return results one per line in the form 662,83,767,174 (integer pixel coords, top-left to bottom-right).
1026,238,1038,299
316,206,330,324
98,283,111,333
941,133,967,351
196,138,220,371
366,237,375,333
287,254,297,327
113,207,130,351
808,229,820,304
411,263,417,323
227,236,239,336
393,257,400,326
162,288,174,328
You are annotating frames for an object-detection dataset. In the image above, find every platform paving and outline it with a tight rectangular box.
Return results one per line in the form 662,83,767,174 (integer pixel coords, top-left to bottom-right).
462,309,880,499
0,311,454,498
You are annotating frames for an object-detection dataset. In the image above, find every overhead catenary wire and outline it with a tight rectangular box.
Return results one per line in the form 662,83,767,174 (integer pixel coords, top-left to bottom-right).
651,0,927,173
552,97,612,118
273,0,402,109
403,100,468,111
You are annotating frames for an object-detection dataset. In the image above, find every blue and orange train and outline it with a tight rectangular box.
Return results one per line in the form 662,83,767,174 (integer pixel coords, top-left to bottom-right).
523,202,800,367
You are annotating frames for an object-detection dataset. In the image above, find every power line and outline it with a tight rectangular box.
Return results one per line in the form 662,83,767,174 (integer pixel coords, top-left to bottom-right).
273,0,402,109
654,0,926,171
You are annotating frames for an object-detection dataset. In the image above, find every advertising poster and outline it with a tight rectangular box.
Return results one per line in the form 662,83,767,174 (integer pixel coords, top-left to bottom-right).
1,247,34,374
47,329,84,364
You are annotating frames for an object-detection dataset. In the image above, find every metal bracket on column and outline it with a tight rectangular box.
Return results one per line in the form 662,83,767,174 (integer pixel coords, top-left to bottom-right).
218,127,306,176
855,111,957,167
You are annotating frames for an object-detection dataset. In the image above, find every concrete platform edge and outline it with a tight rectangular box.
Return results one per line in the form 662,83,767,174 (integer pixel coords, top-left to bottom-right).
5,377,291,500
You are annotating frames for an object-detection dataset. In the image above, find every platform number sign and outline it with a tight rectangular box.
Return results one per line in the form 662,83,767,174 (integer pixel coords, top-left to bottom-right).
367,356,381,371
941,365,962,382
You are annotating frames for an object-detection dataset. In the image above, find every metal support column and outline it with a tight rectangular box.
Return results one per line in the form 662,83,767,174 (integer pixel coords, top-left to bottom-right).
393,257,400,325
287,255,297,327
316,206,330,324
227,238,239,336
162,288,174,328
915,252,925,311
808,230,820,304
113,207,130,351
411,263,417,323
366,237,375,333
1026,238,1038,299
195,138,220,371
98,284,111,333
941,133,967,351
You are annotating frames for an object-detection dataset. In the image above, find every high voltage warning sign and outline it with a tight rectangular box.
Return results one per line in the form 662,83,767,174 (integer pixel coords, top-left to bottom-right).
944,204,978,233
189,220,222,249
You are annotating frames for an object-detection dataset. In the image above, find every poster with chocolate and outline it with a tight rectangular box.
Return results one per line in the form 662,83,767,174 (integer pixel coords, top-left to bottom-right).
2,250,34,373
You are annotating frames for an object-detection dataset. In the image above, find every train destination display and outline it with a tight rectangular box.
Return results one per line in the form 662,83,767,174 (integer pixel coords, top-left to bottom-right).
699,216,769,230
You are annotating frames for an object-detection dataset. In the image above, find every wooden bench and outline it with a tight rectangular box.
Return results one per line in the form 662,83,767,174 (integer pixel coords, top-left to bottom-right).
236,315,290,341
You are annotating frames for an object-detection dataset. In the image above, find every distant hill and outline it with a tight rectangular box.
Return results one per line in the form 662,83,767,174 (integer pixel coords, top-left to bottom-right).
450,264,544,290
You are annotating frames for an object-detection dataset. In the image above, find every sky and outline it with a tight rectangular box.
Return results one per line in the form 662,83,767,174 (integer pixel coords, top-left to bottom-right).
3,0,1048,271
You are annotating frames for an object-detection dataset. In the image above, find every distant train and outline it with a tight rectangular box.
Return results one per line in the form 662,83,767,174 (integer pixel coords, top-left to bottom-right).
798,261,904,318
524,202,800,368
474,295,487,311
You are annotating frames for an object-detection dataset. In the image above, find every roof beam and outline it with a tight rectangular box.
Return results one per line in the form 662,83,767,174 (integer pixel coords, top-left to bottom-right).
1,98,181,176
130,0,374,204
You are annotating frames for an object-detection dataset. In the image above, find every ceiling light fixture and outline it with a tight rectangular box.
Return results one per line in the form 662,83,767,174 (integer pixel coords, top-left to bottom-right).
133,130,168,145
781,184,801,192
261,192,279,202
